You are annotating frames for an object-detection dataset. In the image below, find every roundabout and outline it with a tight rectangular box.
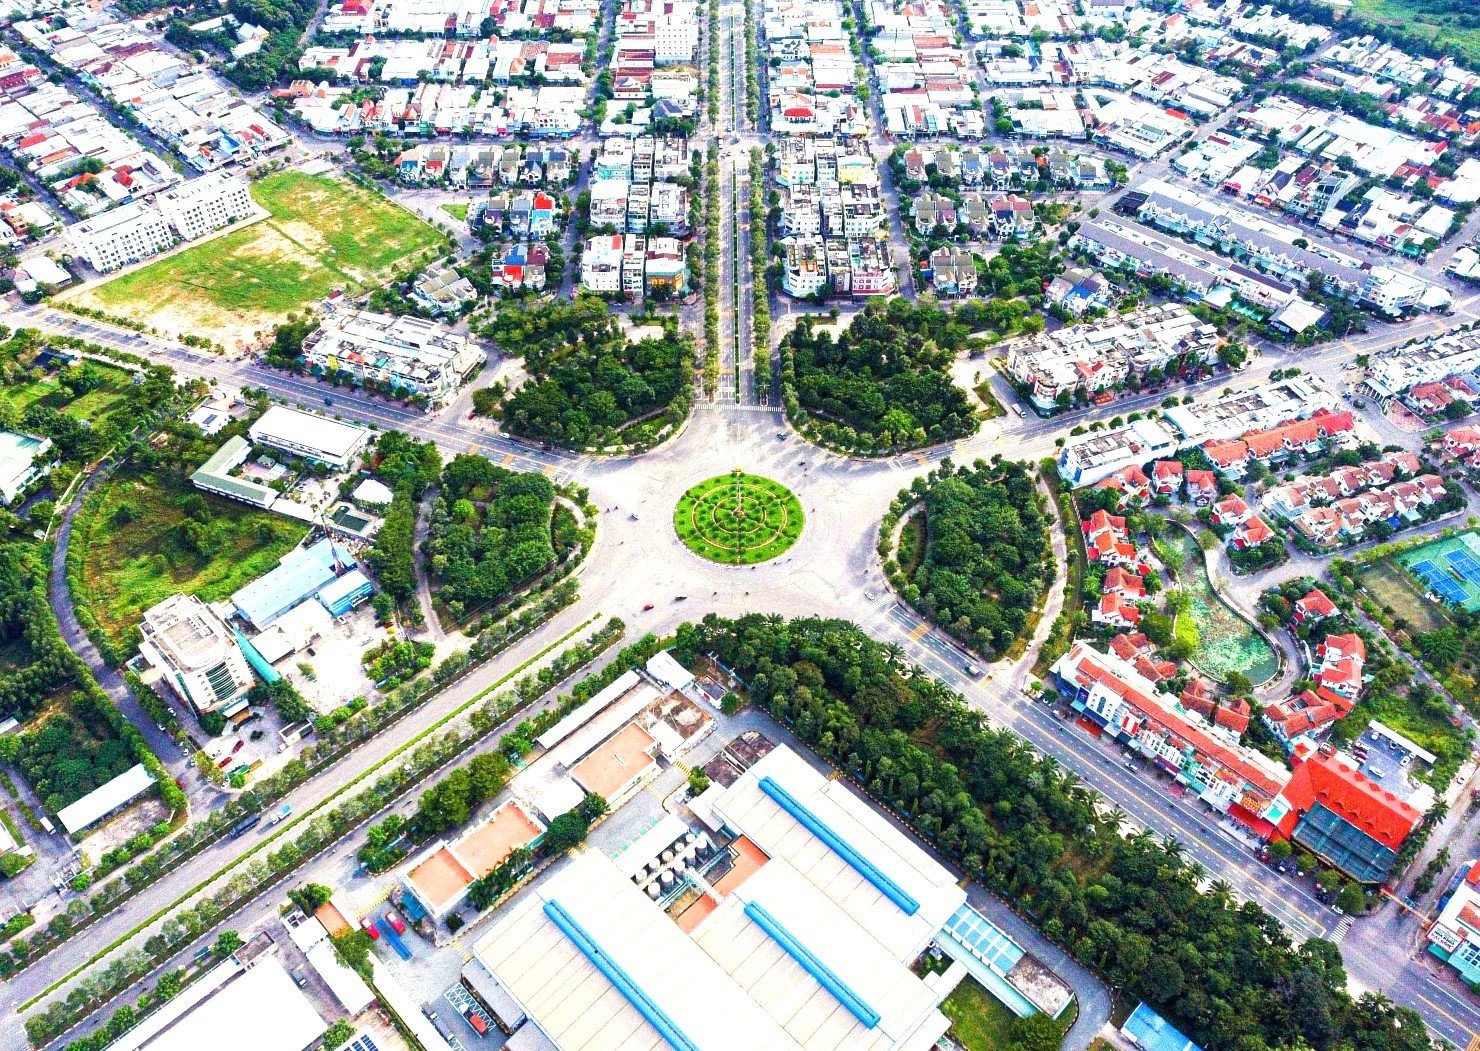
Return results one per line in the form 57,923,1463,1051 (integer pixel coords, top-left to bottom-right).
672,470,805,565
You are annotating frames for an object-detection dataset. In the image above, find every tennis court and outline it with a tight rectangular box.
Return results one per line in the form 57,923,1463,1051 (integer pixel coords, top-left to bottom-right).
1399,532,1480,612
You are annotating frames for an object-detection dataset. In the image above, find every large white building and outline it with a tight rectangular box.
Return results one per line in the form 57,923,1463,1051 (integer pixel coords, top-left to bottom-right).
105,952,326,1051
0,431,53,504
248,406,371,470
469,744,1073,1049
301,310,482,405
68,201,174,273
157,173,257,241
139,593,256,717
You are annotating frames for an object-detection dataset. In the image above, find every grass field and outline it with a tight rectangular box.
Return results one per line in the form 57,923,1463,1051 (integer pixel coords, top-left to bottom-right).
71,467,307,652
0,362,134,423
973,381,1007,420
70,171,444,347
1357,558,1451,636
1351,0,1480,66
940,978,1019,1051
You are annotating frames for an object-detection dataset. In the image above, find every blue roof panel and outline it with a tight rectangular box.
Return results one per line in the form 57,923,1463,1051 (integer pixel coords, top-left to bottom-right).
1123,1003,1203,1051
232,539,349,628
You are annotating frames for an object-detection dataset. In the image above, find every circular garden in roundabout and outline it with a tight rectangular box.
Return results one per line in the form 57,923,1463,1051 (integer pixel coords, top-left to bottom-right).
673,470,805,565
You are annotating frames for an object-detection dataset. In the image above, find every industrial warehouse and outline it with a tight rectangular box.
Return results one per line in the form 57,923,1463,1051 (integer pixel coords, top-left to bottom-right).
462,743,1072,1050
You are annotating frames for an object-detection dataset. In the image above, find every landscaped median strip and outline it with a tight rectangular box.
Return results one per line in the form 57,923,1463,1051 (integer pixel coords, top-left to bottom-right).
21,611,603,1015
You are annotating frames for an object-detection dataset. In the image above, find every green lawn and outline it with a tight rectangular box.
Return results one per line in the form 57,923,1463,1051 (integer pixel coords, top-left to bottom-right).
940,978,1020,1051
0,363,133,423
1350,0,1480,66
73,171,444,346
440,203,469,221
973,381,1007,420
71,467,307,653
1357,558,1450,636
673,472,804,565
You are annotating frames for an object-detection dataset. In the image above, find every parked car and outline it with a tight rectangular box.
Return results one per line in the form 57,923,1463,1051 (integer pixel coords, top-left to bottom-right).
362,917,380,940
384,908,407,935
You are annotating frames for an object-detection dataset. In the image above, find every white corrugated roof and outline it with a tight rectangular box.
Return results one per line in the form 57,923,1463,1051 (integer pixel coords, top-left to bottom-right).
473,851,804,1051
106,958,325,1051
689,857,950,1051
249,406,369,462
306,939,375,1015
644,650,694,692
535,670,640,750
57,764,155,834
709,747,965,961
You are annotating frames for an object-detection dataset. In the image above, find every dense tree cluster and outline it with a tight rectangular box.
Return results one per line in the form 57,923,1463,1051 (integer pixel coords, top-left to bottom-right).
365,431,441,603
424,454,577,623
0,544,75,719
781,299,977,452
676,615,1434,1051
221,0,316,90
6,694,133,813
893,459,1051,659
479,299,691,450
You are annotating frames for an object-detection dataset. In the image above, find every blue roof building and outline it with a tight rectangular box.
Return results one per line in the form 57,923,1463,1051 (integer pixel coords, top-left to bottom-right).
318,568,374,617
232,539,350,630
1123,1003,1203,1051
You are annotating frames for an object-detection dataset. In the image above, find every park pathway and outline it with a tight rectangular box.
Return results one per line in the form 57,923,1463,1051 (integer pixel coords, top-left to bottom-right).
48,463,179,768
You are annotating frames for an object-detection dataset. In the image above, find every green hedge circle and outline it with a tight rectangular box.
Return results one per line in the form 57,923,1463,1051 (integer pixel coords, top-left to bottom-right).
672,472,805,565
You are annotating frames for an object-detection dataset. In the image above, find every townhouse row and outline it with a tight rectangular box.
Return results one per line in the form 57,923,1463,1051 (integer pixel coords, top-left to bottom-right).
288,81,584,137
14,9,290,174
1005,304,1221,412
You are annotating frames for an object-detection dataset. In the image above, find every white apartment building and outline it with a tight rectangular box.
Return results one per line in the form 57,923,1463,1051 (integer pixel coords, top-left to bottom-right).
139,593,255,717
68,201,174,273
157,173,256,241
301,310,482,405
581,234,626,292
1058,417,1180,486
782,238,828,298
1006,305,1220,412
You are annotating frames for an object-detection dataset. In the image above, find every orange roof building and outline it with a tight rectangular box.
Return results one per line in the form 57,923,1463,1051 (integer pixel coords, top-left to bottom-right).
1273,750,1423,884
403,800,546,918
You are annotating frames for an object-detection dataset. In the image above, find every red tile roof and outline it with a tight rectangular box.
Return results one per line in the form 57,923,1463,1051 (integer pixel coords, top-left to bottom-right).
1279,752,1422,851
1295,589,1338,621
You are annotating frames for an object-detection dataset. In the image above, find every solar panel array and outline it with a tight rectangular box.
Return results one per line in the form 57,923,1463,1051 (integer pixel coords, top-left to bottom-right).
940,904,1024,974
348,1035,381,1051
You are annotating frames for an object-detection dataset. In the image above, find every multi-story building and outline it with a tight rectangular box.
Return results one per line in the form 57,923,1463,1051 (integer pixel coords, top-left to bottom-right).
581,234,626,292
1005,305,1220,411
301,310,482,405
1073,216,1301,313
139,593,255,717
0,431,54,505
1124,178,1437,315
1429,861,1480,988
1363,330,1480,407
1058,418,1180,487
782,238,828,298
68,200,174,272
156,173,256,241
1052,641,1293,827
